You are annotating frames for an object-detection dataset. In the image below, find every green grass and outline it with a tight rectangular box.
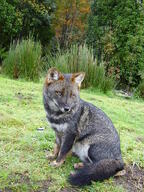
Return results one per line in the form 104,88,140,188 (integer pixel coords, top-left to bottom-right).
0,76,144,191
2,38,42,81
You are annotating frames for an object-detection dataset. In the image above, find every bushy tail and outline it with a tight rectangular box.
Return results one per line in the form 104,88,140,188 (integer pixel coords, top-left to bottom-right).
69,159,124,186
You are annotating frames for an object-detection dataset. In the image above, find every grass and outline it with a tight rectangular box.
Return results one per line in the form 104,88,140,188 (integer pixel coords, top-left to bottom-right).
2,38,42,81
0,75,144,191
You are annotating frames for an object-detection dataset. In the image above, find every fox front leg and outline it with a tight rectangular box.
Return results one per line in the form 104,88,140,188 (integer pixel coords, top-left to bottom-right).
50,133,76,167
46,133,61,160
46,143,60,160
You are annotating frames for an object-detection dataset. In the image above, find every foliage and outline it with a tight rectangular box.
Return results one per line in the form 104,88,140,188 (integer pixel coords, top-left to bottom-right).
0,0,55,50
0,0,22,48
87,0,144,88
1,0,144,91
135,81,144,99
2,38,42,81
53,0,90,48
0,46,7,64
15,0,55,46
45,44,114,92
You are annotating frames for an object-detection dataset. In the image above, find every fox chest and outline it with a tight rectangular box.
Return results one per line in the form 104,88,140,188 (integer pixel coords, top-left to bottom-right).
50,122,68,133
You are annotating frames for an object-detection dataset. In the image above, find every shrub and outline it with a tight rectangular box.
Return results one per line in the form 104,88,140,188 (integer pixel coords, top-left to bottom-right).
87,0,144,88
135,81,144,99
0,0,55,50
2,38,42,81
45,44,114,92
101,76,115,93
0,46,7,64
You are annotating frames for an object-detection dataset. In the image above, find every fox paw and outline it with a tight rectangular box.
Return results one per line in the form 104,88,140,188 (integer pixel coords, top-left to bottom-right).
45,151,56,160
70,171,76,176
74,162,84,169
114,169,126,177
50,160,64,167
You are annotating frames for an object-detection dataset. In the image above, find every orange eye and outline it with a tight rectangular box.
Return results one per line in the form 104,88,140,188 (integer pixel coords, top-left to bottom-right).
70,92,75,98
55,91,62,97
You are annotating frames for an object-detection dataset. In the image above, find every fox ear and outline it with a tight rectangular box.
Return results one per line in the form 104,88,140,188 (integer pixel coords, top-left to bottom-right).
72,72,85,87
46,68,64,85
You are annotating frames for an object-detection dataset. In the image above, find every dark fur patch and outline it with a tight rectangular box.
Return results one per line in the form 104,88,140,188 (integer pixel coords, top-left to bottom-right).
77,133,92,142
69,159,124,186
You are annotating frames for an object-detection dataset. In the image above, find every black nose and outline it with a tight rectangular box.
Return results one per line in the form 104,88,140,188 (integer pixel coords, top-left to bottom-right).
64,106,70,112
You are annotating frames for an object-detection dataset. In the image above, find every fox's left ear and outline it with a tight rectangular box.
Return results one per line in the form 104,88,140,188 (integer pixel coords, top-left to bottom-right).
46,68,64,85
72,72,85,87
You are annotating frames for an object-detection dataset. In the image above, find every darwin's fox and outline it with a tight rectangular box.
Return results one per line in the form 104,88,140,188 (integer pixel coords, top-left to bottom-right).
43,68,124,186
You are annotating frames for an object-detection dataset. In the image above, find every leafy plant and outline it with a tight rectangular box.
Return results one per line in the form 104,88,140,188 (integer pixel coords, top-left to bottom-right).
53,0,90,48
0,0,55,49
135,81,144,99
87,0,144,88
0,46,7,62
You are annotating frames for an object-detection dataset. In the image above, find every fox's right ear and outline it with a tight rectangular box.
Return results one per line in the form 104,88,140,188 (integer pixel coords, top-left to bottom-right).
71,72,85,88
45,68,64,85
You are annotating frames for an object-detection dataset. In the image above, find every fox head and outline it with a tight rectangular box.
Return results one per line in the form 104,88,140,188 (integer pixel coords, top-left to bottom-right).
44,68,85,113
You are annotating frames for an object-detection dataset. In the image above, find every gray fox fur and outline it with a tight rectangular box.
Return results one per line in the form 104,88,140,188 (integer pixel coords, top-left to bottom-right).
43,68,124,186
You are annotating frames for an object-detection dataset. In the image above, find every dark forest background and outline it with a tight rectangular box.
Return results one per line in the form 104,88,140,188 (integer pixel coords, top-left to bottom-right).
0,0,144,97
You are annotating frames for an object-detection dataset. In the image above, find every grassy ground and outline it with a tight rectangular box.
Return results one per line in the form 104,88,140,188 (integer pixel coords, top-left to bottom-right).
0,76,144,192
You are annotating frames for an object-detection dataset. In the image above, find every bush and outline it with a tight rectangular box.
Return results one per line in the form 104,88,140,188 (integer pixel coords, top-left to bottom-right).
0,0,55,50
0,46,7,64
87,0,144,88
101,76,115,93
2,38,42,81
45,44,114,92
135,81,144,99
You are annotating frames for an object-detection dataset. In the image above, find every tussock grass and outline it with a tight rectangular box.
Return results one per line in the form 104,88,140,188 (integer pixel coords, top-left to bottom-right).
2,38,42,81
45,44,114,93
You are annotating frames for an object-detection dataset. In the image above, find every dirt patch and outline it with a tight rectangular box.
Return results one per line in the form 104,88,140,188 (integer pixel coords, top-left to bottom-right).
60,188,79,192
89,98,103,103
0,112,4,121
4,172,52,192
115,164,144,192
8,172,31,185
136,136,144,143
89,97,97,101
35,179,52,192
15,92,34,101
119,126,136,133
3,172,31,192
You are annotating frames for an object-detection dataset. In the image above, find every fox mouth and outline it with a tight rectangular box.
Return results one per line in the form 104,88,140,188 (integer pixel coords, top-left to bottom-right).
52,99,71,113
59,106,72,113
60,107,72,113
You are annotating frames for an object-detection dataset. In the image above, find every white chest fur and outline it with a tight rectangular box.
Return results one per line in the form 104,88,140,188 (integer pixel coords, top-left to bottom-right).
50,122,68,132
72,142,90,162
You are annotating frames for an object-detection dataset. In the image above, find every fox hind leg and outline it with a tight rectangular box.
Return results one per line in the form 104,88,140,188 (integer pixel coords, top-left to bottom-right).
74,162,84,169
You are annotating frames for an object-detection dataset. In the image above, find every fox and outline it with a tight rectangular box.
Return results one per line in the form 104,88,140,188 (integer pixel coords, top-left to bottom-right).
43,67,124,186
